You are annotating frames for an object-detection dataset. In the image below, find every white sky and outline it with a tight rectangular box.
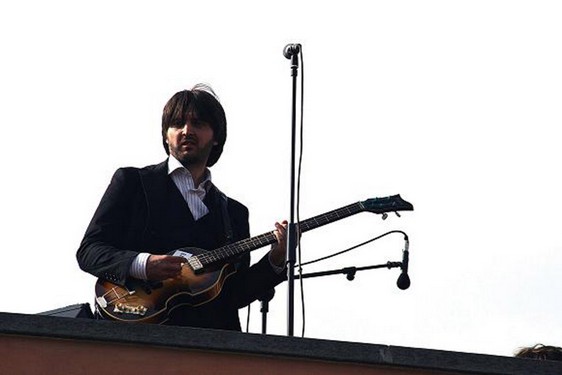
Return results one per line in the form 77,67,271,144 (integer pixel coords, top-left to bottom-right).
1,0,561,357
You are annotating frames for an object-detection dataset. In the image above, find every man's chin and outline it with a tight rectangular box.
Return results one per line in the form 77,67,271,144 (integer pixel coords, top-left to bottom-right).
177,153,205,167
171,144,213,167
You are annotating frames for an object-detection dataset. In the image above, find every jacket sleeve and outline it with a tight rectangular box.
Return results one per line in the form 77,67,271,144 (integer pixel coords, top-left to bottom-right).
76,168,143,285
230,253,287,309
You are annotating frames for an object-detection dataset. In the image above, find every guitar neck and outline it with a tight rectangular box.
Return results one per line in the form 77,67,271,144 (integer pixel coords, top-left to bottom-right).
196,202,364,268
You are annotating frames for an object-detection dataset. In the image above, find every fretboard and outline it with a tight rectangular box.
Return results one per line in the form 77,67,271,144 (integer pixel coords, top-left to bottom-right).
195,202,364,268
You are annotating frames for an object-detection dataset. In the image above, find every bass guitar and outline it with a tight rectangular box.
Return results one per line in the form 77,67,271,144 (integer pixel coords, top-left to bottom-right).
95,194,413,323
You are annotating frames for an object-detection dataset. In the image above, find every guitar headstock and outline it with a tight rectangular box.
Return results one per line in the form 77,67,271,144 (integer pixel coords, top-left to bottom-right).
361,194,414,214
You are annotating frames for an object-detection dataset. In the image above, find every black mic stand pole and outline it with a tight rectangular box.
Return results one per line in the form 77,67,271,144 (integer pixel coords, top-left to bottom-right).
258,288,276,334
283,43,301,337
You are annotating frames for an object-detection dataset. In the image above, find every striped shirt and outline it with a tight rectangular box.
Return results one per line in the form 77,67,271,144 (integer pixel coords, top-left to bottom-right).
167,155,212,221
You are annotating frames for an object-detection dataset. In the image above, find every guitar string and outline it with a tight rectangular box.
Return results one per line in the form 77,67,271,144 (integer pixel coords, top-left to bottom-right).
102,287,130,305
194,203,364,266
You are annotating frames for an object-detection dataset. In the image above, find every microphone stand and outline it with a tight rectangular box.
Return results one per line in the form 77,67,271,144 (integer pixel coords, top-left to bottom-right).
295,261,403,282
284,43,301,337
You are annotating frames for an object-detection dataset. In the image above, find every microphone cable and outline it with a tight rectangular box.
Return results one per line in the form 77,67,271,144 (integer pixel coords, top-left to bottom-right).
301,230,408,267
295,45,306,338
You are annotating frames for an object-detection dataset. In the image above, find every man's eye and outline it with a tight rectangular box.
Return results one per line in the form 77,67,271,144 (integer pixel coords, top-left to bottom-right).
170,120,183,128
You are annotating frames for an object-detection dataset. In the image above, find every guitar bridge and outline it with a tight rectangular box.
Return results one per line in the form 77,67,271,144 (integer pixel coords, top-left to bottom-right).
114,302,148,316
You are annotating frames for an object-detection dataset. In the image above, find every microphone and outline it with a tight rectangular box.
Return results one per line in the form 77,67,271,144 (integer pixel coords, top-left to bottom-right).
283,43,301,59
396,237,411,290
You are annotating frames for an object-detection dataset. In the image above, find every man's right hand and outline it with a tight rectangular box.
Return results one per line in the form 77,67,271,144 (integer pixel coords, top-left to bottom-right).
146,255,186,280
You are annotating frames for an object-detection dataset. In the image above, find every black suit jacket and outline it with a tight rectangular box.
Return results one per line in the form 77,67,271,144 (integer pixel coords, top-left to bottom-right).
77,160,285,330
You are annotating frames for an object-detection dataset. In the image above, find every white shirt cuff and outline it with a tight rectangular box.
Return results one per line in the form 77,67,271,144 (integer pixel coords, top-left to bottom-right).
129,252,151,280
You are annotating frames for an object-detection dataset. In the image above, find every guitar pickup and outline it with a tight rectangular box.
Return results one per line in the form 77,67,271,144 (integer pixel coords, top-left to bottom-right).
187,256,204,274
96,296,108,308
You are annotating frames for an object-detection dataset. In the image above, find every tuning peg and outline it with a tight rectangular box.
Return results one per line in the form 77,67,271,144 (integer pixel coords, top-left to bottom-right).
382,213,388,220
395,211,401,218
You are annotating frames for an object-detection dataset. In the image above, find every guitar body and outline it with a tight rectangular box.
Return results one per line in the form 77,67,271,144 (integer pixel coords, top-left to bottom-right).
95,247,236,324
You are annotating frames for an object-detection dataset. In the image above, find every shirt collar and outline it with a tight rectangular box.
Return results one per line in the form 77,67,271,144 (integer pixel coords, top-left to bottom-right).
167,155,212,190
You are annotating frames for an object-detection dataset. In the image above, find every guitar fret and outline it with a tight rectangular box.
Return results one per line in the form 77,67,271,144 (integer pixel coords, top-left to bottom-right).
301,203,362,232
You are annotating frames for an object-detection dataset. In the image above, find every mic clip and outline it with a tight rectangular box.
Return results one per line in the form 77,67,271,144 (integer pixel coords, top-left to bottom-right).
343,267,357,281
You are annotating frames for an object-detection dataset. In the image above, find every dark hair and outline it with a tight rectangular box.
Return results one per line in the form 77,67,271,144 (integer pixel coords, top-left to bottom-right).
161,84,227,166
515,344,562,361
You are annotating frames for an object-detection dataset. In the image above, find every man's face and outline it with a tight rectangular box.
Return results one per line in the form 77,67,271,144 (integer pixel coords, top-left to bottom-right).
166,114,217,167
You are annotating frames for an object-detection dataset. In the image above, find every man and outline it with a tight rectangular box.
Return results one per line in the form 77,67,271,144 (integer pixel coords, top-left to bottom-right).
77,84,287,330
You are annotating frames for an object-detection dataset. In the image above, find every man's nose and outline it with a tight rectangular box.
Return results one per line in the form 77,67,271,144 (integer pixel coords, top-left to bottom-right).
181,122,192,134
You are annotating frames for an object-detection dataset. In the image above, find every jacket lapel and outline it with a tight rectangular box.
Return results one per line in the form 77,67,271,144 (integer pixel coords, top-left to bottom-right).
139,159,195,224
